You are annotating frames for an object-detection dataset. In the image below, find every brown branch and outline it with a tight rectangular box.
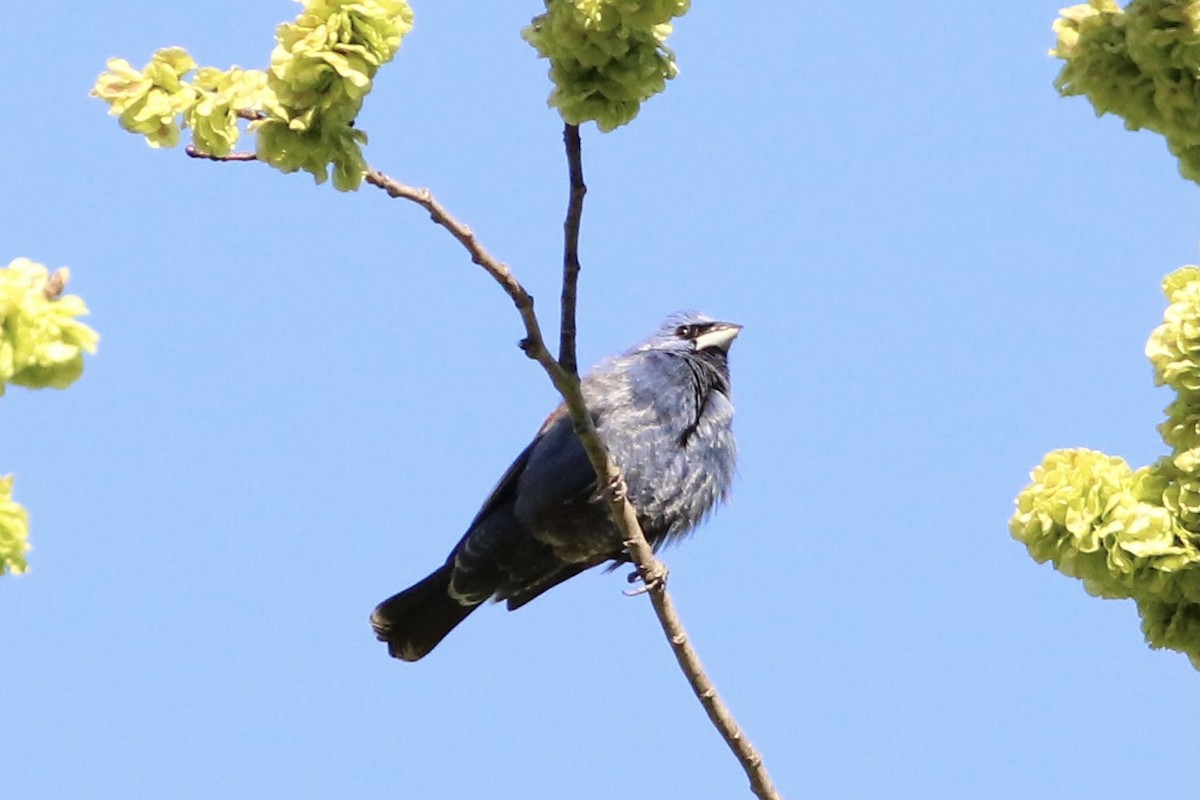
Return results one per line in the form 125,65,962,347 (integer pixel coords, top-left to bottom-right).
550,134,782,800
559,123,586,376
189,152,781,800
184,145,258,162
363,163,781,800
357,176,664,589
641,570,781,800
363,168,548,343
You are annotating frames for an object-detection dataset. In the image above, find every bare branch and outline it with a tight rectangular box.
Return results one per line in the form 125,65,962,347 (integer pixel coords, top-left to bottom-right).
355,180,646,631
559,123,586,375
644,571,781,799
357,174,660,646
364,161,782,800
175,154,539,345
187,152,781,799
362,168,550,346
552,133,782,800
184,145,258,162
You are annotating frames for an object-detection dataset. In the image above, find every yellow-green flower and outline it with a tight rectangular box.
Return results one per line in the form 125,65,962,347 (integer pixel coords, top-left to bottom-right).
94,47,272,156
256,0,413,190
1012,266,1200,666
93,47,200,148
0,475,29,576
1011,449,1189,597
187,67,273,156
1051,0,1200,183
94,1,411,187
524,0,690,131
1139,598,1200,668
1147,266,1200,396
1,259,98,395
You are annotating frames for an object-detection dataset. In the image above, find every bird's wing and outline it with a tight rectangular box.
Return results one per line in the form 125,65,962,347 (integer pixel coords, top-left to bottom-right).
511,405,600,523
457,405,590,535
445,405,604,604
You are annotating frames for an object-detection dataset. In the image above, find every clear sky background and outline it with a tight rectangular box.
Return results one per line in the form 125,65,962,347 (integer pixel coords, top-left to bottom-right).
4,2,1198,798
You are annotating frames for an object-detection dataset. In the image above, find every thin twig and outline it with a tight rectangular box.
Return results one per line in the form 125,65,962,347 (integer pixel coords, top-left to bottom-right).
644,570,780,799
551,134,781,800
358,176,654,616
363,169,549,344
184,145,258,162
559,124,586,375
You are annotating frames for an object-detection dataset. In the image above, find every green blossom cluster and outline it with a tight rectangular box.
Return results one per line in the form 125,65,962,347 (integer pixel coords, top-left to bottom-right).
92,47,270,156
523,0,690,132
94,1,411,190
1051,0,1200,183
189,66,272,156
1,259,95,578
1012,450,1199,599
256,0,414,190
1,258,98,395
0,476,29,576
1011,266,1200,667
1146,266,1200,531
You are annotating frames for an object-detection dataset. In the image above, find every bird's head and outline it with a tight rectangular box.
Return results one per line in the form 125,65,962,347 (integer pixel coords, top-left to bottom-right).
638,311,743,357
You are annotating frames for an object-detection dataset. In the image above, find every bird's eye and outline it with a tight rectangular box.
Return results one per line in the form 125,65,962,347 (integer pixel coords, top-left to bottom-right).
675,324,692,339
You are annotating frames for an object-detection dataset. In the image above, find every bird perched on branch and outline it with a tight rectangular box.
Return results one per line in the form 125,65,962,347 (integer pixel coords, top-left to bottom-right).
371,311,741,661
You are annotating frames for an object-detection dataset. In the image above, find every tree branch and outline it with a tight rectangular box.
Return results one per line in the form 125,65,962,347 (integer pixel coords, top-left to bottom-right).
184,145,258,162
363,168,545,339
641,570,781,800
186,153,780,799
559,123,586,376
550,133,781,800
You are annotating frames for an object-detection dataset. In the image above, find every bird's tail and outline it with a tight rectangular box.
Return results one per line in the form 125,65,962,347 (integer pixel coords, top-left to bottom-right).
370,564,480,662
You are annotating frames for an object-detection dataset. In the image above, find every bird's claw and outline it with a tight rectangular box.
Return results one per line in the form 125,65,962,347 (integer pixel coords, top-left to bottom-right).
603,473,627,503
622,563,669,597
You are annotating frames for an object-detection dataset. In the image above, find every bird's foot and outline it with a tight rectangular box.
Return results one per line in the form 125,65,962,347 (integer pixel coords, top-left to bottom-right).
602,472,628,503
623,562,669,596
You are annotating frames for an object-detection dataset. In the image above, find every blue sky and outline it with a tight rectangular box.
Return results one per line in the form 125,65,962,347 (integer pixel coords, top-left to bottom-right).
4,2,1198,797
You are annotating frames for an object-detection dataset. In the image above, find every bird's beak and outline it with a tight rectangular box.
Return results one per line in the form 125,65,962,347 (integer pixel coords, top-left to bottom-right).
694,322,742,352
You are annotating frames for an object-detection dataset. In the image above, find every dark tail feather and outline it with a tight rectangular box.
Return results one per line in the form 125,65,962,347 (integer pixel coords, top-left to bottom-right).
371,565,480,661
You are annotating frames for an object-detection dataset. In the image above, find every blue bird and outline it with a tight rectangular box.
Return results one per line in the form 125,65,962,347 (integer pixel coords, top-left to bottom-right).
371,312,741,661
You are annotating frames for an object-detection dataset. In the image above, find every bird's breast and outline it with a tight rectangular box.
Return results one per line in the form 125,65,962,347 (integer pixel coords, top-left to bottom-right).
601,387,735,545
